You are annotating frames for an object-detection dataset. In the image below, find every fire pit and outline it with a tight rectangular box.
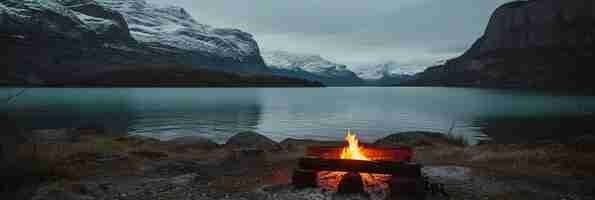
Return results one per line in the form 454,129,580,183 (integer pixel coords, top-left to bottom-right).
292,131,426,199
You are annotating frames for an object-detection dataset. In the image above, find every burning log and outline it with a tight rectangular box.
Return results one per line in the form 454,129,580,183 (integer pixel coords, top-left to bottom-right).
298,157,421,178
292,169,317,189
337,172,365,194
293,131,426,198
306,146,413,161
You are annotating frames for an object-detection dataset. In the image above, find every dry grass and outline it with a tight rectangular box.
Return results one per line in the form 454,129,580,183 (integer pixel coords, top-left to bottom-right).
9,134,234,181
415,142,595,177
12,136,144,179
375,133,595,177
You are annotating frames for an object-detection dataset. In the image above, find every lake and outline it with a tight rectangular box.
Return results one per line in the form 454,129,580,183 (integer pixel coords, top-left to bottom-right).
1,87,595,144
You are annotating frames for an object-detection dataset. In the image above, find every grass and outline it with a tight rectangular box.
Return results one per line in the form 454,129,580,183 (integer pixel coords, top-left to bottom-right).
9,135,149,180
415,142,595,177
444,133,469,147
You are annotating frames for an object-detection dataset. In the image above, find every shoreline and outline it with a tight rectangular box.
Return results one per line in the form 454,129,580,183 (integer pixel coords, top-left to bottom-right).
2,130,594,199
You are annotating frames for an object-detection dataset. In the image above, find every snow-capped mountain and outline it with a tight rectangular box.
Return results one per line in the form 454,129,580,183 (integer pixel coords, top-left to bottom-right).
348,61,418,85
262,50,362,86
97,0,261,62
349,61,419,80
0,0,269,84
0,0,133,42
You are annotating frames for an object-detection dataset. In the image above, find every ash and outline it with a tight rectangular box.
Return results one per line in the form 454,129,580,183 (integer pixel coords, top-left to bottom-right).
257,184,388,200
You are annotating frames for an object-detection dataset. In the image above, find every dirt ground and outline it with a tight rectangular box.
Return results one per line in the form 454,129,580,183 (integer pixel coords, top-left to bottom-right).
4,132,595,200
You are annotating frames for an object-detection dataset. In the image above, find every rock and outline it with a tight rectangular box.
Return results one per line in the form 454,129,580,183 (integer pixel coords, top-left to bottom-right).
168,136,219,150
225,131,281,152
279,138,342,151
32,182,98,200
374,131,447,147
389,177,425,200
569,134,595,151
169,173,199,185
224,148,267,164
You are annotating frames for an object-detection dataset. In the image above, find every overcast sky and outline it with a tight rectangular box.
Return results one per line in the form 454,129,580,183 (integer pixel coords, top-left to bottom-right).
148,0,511,69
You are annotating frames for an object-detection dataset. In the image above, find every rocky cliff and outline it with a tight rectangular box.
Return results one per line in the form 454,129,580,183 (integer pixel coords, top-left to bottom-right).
262,50,363,86
410,0,595,92
0,0,269,85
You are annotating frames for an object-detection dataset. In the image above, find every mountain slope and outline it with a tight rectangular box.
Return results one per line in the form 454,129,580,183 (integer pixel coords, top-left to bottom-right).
262,50,363,86
0,0,270,85
97,0,267,73
409,0,595,92
349,61,417,85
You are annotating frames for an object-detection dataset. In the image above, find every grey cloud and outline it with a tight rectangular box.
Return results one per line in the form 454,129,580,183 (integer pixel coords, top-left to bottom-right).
148,0,511,69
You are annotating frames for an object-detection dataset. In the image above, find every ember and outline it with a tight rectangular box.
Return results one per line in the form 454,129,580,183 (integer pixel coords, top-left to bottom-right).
292,129,426,198
330,130,387,189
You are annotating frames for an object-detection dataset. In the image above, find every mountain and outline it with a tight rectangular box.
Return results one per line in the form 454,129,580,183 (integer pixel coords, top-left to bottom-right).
262,50,363,86
349,61,417,85
408,0,595,93
0,0,273,86
97,0,267,74
62,67,323,87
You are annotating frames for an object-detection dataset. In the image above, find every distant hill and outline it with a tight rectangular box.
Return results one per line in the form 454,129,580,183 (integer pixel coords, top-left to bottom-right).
407,0,595,93
40,67,323,87
262,50,364,86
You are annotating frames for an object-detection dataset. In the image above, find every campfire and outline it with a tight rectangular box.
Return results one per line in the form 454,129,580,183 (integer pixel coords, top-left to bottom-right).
292,130,425,198
320,131,390,190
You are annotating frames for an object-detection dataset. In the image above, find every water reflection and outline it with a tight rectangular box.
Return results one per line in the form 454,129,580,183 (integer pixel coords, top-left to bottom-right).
125,88,262,142
0,88,133,134
473,114,595,143
1,87,595,144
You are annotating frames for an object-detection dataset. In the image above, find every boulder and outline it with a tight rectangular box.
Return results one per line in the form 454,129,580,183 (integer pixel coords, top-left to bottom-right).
167,136,218,150
279,138,343,151
569,134,595,152
374,131,449,147
225,131,281,152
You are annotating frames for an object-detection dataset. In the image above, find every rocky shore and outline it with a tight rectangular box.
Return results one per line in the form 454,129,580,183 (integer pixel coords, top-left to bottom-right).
2,130,594,200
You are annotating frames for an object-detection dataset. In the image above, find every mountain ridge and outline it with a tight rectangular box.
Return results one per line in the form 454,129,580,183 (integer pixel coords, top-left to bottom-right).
0,0,272,85
407,0,595,92
262,50,363,86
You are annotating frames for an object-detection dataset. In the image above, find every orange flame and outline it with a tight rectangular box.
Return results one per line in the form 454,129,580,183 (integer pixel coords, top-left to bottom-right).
340,129,369,161
320,130,389,191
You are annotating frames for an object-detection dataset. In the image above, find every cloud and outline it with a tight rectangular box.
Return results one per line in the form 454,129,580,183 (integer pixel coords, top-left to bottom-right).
147,0,511,69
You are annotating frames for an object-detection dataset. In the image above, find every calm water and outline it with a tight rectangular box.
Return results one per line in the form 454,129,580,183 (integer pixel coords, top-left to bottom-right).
2,87,595,144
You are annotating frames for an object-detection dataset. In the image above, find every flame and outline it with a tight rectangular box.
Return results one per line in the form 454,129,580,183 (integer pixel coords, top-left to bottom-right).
316,130,389,191
340,129,369,161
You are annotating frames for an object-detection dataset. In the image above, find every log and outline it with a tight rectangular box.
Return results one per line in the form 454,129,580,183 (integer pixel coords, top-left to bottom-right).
337,172,365,194
306,146,413,161
298,157,421,178
292,169,317,188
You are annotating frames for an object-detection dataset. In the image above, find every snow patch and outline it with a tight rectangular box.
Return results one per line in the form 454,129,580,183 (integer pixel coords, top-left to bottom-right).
98,0,259,61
